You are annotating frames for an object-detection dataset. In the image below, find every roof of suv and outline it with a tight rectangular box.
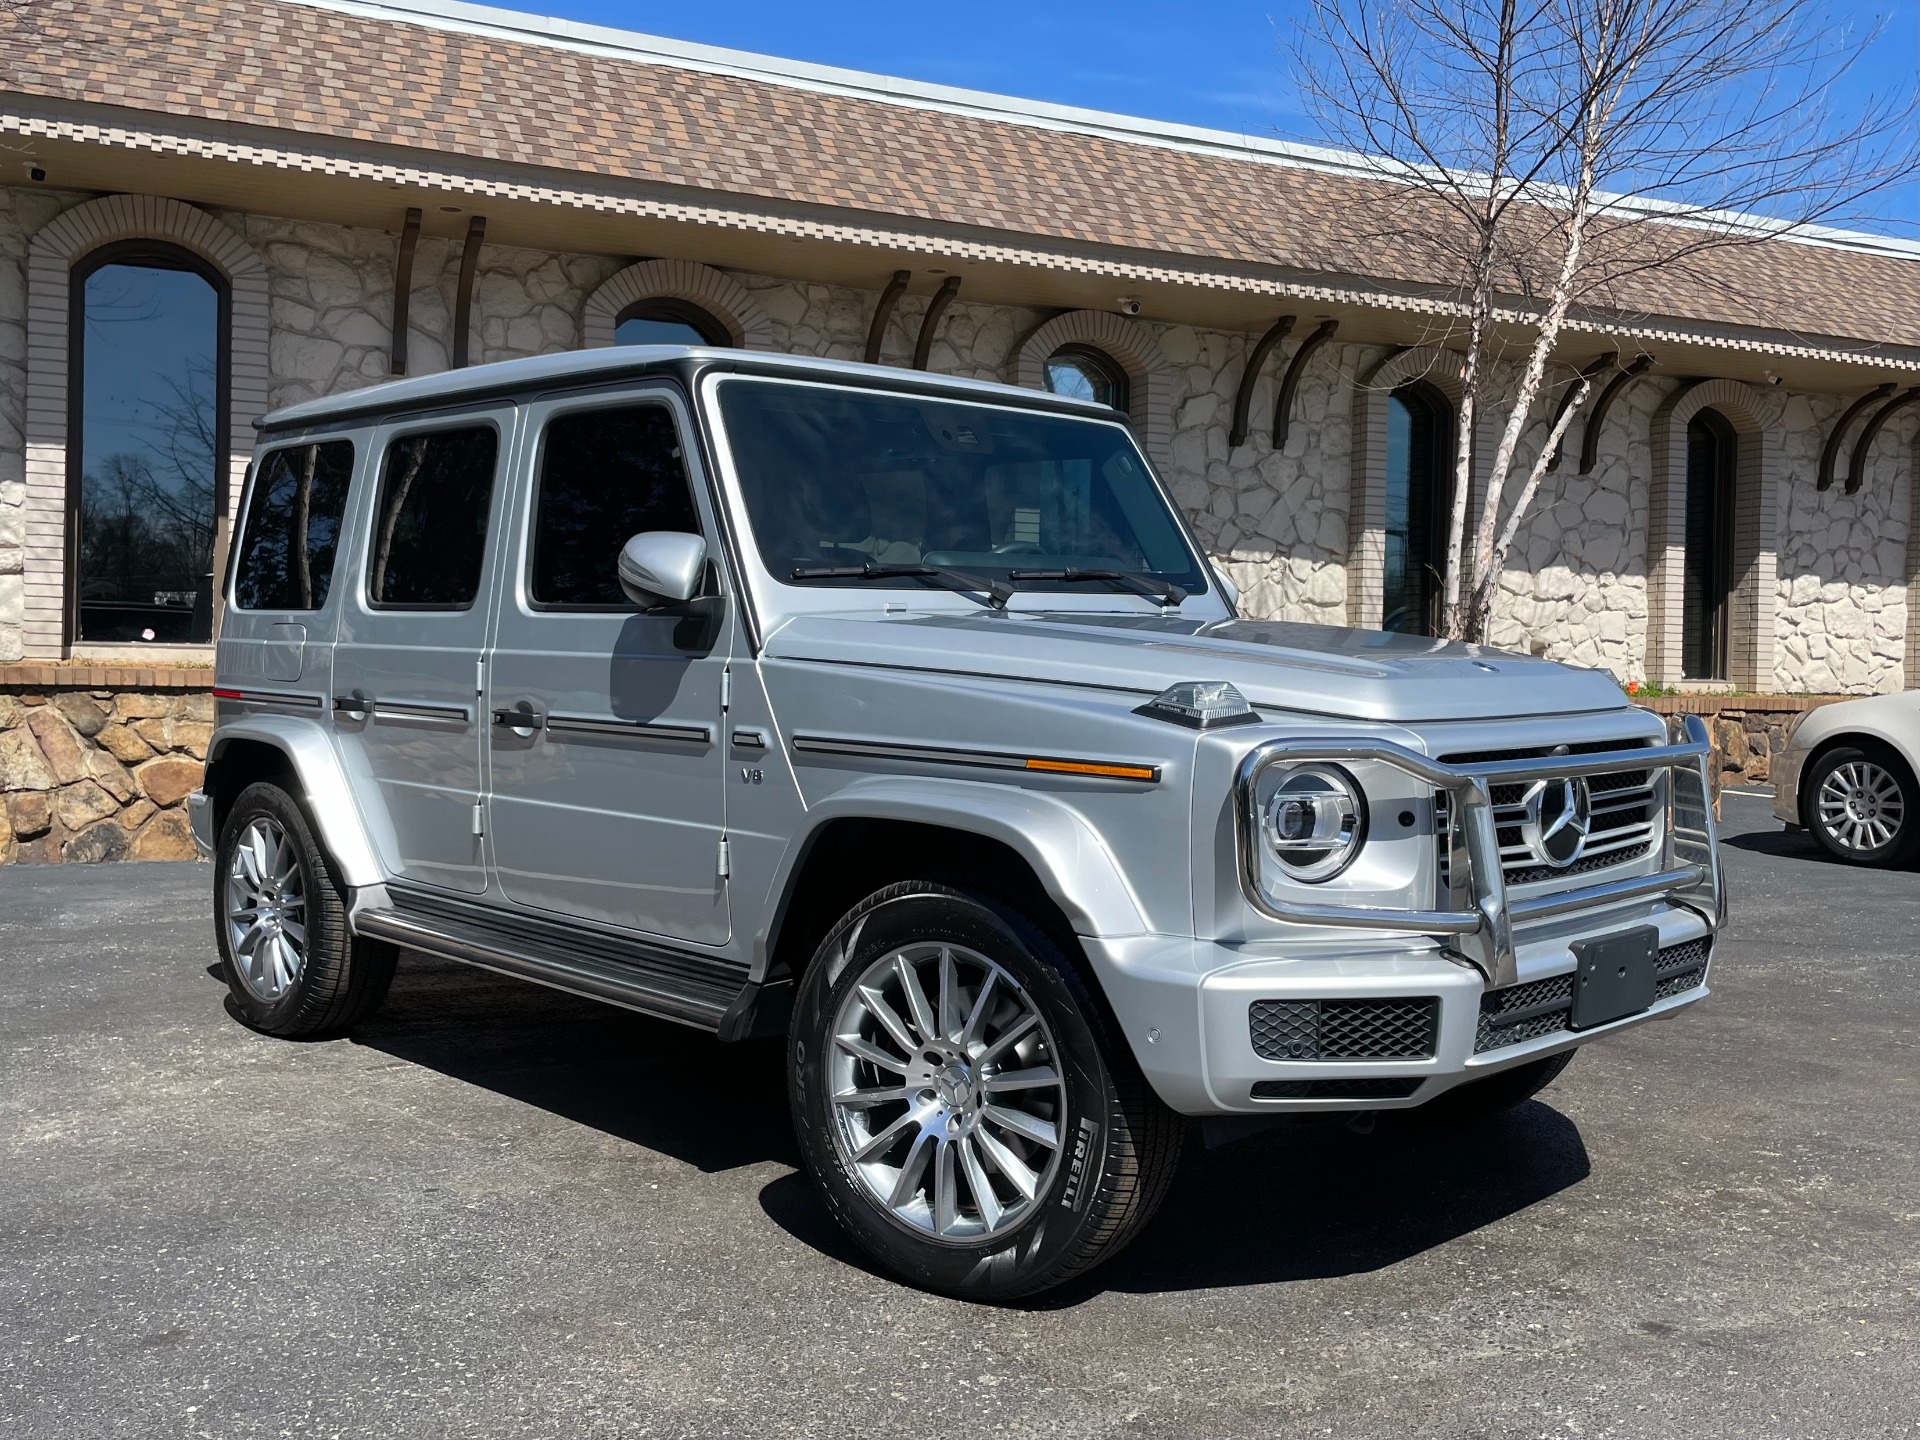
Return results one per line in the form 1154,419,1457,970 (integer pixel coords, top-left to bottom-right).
256,346,1115,433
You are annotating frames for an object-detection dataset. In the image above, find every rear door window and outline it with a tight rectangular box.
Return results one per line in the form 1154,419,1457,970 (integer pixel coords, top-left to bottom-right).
368,426,499,609
231,440,356,611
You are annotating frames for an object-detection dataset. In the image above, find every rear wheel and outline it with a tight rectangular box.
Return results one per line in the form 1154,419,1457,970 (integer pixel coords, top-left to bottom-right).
215,781,397,1037
788,880,1182,1300
1804,742,1919,868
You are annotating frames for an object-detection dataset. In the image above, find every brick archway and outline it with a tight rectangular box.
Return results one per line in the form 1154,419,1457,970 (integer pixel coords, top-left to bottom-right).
1648,378,1775,688
22,195,269,659
1348,346,1492,630
1014,310,1171,468
582,259,772,350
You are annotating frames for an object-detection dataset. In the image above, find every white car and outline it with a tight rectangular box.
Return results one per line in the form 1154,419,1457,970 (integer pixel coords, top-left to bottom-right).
1774,693,1920,867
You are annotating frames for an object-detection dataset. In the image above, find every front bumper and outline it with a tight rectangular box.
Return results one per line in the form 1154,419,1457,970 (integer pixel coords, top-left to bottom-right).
1092,713,1723,1116
1090,900,1715,1115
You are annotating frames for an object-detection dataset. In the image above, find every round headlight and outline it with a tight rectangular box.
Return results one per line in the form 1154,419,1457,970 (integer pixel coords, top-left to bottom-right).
1262,764,1367,883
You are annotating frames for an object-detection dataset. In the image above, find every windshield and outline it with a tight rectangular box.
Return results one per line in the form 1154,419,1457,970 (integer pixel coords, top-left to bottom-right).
715,378,1208,598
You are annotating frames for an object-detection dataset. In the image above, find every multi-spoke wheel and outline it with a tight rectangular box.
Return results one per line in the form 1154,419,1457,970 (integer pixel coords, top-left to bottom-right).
828,942,1066,1244
214,781,397,1036
225,815,310,1003
1806,744,1919,869
789,880,1183,1300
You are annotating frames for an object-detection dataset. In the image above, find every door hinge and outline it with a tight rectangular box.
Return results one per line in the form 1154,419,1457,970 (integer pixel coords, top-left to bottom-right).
720,667,732,712
717,836,732,880
471,802,485,836
475,655,485,695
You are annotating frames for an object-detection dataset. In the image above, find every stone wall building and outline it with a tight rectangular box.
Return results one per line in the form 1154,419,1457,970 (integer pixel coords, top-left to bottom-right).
0,0,1916,861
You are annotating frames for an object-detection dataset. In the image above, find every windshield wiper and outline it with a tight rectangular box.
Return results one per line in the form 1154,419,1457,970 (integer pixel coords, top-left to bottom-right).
1009,567,1187,606
790,562,1013,609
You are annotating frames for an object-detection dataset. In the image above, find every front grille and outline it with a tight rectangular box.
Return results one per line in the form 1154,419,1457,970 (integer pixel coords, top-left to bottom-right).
1436,739,1660,891
1475,939,1712,1052
1251,1077,1424,1100
1249,997,1438,1061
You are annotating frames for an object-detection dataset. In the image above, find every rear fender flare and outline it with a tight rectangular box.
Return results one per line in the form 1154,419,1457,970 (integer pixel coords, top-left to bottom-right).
205,717,383,888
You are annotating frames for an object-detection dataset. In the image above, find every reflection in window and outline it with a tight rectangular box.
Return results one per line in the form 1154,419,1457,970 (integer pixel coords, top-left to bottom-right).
232,442,356,612
717,379,1205,595
1382,383,1451,636
531,406,700,607
1683,409,1736,680
613,298,731,347
72,250,226,643
369,427,498,608
1043,345,1130,414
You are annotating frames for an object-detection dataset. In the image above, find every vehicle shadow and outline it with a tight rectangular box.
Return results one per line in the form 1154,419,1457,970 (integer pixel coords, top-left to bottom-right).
348,952,799,1174
349,953,1591,1298
1052,1102,1590,1301
1720,826,1831,861
759,1102,1593,1304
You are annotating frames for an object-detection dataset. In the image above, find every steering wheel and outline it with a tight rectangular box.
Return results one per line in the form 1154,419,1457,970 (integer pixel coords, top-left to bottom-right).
991,542,1045,555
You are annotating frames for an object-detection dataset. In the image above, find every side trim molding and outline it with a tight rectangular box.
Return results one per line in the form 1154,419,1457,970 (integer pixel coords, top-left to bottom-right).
546,713,714,745
792,733,1161,782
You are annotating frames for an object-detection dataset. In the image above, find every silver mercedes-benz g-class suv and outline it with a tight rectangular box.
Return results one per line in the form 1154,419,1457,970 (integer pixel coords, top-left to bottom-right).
193,347,1723,1299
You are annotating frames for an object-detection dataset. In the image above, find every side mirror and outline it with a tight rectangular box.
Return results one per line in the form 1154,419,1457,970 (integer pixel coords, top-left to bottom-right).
617,531,707,607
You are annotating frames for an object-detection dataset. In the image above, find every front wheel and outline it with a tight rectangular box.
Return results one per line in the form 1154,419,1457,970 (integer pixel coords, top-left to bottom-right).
215,781,397,1037
788,881,1182,1300
1805,743,1920,868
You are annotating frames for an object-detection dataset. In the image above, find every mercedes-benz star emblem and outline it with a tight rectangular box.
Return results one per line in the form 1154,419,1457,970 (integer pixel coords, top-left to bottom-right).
1521,776,1593,868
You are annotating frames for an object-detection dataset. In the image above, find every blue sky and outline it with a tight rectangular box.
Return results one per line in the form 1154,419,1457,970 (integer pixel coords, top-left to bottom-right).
491,0,1919,237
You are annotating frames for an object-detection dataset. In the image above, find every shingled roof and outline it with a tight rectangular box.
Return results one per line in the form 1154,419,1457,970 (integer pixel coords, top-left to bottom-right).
2,0,1916,354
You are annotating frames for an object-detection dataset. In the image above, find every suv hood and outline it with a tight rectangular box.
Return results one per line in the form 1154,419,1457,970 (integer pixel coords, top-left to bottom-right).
764,611,1629,724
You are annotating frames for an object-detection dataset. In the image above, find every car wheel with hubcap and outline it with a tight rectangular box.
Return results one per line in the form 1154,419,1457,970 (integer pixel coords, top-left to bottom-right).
789,880,1182,1300
1805,743,1919,868
215,781,397,1036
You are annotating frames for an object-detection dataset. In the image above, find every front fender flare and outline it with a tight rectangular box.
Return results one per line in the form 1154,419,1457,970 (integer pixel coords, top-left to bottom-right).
206,716,383,888
754,775,1153,973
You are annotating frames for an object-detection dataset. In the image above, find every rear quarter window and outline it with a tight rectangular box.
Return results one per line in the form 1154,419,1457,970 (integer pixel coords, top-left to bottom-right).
231,440,357,611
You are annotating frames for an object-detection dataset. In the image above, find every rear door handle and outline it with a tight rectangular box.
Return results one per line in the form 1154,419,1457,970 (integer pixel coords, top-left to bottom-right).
490,701,547,733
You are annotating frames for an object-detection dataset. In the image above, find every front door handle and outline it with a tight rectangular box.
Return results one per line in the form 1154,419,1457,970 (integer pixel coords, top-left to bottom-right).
490,700,547,734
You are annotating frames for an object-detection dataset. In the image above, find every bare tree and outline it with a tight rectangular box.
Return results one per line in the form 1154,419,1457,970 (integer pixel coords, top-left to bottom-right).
1292,0,1914,642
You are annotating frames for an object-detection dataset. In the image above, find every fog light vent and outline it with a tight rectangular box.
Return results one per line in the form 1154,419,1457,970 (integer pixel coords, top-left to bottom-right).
1249,997,1438,1061
1251,1077,1423,1100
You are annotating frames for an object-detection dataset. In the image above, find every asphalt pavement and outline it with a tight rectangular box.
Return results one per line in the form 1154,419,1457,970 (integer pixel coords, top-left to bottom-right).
2,791,1917,1438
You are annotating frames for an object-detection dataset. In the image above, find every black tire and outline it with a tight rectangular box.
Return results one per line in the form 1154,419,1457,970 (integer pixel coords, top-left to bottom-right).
1416,1049,1575,1125
1802,742,1920,868
788,880,1182,1301
214,781,397,1037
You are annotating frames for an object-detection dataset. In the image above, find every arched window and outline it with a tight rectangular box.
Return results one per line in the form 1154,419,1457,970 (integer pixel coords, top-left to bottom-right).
1683,408,1736,680
614,297,732,348
69,241,229,644
1382,381,1452,636
1043,344,1130,415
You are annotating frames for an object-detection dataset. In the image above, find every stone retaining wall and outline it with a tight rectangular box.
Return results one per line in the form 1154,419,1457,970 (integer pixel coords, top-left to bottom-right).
1643,693,1842,787
0,666,210,864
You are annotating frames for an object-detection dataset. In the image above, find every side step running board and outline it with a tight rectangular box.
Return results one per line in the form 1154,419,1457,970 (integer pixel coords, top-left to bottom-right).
354,896,745,1032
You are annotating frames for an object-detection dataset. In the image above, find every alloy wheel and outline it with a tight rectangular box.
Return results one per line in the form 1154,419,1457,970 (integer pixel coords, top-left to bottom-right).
224,816,310,1002
1816,759,1906,853
826,942,1068,1245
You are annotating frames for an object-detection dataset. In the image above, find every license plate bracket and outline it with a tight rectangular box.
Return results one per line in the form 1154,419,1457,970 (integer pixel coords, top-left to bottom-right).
1569,926,1660,1030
